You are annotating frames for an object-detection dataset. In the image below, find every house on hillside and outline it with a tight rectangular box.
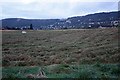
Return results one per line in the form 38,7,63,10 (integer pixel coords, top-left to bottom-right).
99,26,106,29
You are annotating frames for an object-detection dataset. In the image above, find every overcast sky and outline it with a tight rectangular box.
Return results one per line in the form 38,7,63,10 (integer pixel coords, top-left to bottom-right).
0,0,119,19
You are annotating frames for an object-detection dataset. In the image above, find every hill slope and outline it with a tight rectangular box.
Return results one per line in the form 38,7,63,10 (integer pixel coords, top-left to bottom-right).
1,11,120,30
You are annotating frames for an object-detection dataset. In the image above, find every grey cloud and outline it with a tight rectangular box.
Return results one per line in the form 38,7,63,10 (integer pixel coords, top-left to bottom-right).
1,1,118,19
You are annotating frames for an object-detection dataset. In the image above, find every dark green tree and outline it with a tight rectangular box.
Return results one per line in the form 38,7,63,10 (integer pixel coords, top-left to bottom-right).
30,24,33,30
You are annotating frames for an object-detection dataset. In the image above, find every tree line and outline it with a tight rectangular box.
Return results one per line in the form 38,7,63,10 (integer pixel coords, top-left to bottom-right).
2,24,33,30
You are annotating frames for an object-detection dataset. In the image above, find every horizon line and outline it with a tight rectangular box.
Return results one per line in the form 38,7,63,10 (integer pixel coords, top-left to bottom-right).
1,10,119,20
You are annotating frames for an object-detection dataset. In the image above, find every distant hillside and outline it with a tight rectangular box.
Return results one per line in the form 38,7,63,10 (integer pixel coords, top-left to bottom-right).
1,11,120,30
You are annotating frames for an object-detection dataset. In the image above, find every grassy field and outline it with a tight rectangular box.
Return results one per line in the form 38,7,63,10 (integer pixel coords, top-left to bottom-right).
2,64,120,78
2,28,120,78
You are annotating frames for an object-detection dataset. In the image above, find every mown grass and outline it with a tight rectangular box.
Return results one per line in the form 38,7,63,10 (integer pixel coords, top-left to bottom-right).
2,28,119,66
2,28,119,79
